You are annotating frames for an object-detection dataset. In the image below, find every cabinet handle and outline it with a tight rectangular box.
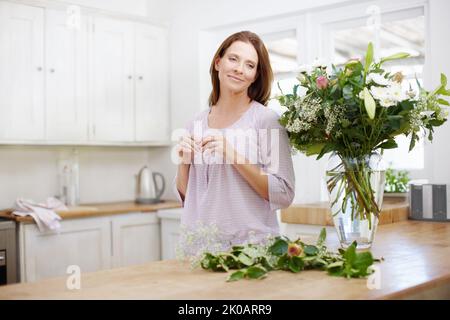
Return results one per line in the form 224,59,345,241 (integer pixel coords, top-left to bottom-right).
138,76,143,80
37,67,42,71
49,68,55,73
128,75,133,80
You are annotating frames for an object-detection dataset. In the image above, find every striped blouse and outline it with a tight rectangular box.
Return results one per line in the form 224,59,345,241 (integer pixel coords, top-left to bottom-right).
173,100,295,257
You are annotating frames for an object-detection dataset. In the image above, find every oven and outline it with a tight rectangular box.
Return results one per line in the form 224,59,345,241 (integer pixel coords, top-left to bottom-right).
0,219,18,285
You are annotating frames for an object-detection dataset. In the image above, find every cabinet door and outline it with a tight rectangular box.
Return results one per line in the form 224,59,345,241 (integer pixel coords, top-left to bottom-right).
134,24,169,142
157,209,182,260
19,217,112,283
91,17,134,142
45,9,88,141
111,212,160,268
0,2,44,140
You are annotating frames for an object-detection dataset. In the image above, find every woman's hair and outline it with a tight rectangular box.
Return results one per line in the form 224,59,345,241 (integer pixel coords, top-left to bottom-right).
208,31,273,106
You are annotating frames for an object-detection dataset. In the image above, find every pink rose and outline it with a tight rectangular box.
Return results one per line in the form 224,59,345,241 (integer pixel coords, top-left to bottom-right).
316,76,328,90
287,243,303,257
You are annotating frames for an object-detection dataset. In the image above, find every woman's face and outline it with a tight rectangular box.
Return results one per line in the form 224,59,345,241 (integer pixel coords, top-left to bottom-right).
215,40,258,95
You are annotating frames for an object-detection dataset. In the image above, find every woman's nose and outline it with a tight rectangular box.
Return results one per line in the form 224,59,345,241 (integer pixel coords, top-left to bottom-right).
234,63,244,74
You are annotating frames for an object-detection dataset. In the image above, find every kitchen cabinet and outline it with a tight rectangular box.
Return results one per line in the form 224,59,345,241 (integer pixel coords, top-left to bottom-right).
19,212,161,283
0,2,170,145
19,216,112,283
90,17,135,142
157,208,182,260
134,24,169,142
0,2,45,141
45,9,89,141
91,18,169,143
111,212,160,268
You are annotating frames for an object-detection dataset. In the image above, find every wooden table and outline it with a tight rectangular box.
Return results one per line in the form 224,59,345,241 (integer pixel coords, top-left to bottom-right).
0,220,449,300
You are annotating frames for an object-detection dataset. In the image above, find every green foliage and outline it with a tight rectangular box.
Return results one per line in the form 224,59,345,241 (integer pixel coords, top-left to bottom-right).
385,168,410,193
199,228,379,282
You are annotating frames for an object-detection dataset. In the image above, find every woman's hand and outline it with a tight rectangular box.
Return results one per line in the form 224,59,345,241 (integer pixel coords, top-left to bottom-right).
176,134,200,164
201,135,239,164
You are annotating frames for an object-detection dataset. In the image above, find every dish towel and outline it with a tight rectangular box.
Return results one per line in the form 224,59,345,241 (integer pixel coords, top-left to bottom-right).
12,197,66,232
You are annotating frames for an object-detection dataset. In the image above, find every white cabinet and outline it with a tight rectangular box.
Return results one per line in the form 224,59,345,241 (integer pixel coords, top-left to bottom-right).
135,24,169,142
157,209,182,260
91,17,135,142
45,9,89,141
19,212,161,283
0,2,170,145
19,216,112,283
90,18,169,143
111,212,160,268
0,2,45,141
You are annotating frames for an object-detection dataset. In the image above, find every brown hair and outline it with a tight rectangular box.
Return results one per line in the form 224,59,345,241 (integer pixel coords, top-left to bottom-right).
208,31,273,106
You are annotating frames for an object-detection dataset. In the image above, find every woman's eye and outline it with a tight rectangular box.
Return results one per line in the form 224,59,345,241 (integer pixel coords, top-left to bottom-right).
229,57,237,61
247,64,255,69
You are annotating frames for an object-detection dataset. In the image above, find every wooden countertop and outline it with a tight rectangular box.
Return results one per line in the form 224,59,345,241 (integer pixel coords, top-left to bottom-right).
281,197,409,226
0,220,449,300
0,200,182,223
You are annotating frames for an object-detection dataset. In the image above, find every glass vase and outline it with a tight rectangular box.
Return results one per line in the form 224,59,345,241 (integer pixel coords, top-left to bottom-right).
326,152,386,250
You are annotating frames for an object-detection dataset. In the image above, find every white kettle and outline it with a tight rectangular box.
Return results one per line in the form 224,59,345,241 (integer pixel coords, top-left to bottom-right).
135,166,166,204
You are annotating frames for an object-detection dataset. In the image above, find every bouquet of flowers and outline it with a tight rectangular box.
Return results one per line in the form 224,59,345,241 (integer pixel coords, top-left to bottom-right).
276,43,449,243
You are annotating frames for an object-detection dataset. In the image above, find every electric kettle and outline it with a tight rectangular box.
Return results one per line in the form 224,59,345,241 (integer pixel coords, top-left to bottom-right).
135,166,166,204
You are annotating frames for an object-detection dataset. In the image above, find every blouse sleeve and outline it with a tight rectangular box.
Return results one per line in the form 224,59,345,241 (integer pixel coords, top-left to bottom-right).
258,109,296,211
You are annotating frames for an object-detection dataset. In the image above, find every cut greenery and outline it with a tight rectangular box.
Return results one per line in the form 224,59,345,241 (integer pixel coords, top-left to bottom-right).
199,228,381,281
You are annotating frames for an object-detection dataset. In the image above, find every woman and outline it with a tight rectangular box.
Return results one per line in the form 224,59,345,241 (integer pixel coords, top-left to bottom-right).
174,31,295,255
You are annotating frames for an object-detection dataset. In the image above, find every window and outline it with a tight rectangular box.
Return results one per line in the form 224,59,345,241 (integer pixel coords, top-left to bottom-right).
262,30,303,116
327,8,426,170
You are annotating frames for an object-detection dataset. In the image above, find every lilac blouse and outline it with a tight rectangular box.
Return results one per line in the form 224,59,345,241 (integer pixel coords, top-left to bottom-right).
173,101,295,255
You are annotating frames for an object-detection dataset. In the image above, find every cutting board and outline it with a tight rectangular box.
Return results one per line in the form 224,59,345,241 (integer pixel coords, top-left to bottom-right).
280,198,409,225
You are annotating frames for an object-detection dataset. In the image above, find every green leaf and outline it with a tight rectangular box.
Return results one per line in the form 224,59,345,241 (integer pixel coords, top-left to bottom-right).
317,228,327,247
288,256,304,273
378,139,398,149
227,270,245,282
304,245,319,256
364,42,374,74
380,52,410,64
305,143,325,156
238,253,254,266
343,84,353,100
242,247,259,259
343,242,357,264
363,87,376,119
327,261,344,270
268,238,288,256
441,73,448,87
246,266,267,279
438,98,450,106
354,252,374,275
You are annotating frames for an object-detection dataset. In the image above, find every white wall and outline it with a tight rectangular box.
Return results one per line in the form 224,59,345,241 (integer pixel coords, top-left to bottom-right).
0,146,174,208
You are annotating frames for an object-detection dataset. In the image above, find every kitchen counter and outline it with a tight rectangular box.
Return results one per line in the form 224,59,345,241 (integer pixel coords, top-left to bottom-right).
0,220,449,299
281,197,409,226
0,200,182,223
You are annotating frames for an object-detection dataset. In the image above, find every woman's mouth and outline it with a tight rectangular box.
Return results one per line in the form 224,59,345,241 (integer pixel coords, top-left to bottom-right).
228,75,244,82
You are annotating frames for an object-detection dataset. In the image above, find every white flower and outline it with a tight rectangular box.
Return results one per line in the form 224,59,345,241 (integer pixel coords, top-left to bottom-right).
370,86,388,100
359,91,365,100
379,97,396,108
389,83,408,102
367,73,391,86
420,110,434,117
